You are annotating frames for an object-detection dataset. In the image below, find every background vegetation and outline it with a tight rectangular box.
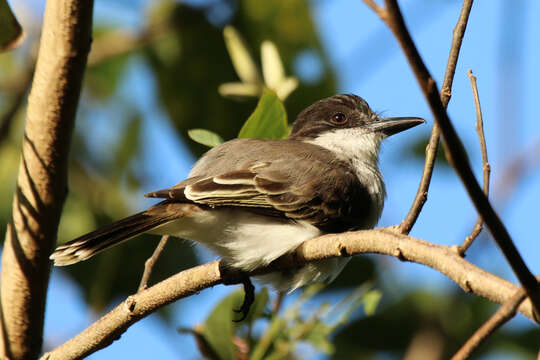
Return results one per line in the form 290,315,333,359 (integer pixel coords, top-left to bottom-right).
1,0,540,359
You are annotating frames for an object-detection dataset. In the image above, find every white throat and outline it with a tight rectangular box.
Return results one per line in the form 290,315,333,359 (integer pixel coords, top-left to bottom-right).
307,128,386,224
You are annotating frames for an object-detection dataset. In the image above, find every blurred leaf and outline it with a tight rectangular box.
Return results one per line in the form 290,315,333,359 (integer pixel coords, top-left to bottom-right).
0,0,23,52
145,1,336,158
218,82,262,99
261,40,298,100
235,0,337,114
223,26,261,84
261,41,285,90
188,128,224,148
238,90,288,139
202,290,243,360
407,134,449,166
362,289,382,316
113,114,141,177
244,287,269,324
329,290,509,359
86,51,130,99
200,289,270,358
178,325,221,360
322,257,376,291
250,316,287,360
304,322,335,354
275,77,298,101
0,141,19,238
220,30,298,100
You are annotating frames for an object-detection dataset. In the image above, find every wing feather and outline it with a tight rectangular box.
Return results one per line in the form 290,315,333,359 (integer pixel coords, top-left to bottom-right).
143,139,372,231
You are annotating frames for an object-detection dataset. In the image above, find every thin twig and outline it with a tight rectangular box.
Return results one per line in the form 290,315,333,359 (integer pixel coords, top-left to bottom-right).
137,235,170,292
451,275,540,360
398,0,474,234
377,0,540,320
362,0,386,19
459,70,490,255
87,29,157,66
41,228,538,360
273,291,285,314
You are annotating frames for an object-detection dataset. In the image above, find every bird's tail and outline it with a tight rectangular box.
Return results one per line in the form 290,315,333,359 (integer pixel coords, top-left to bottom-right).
50,203,182,266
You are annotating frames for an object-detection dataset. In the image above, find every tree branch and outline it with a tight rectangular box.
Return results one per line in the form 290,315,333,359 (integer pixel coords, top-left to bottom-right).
376,0,540,319
398,0,474,234
459,69,490,255
41,228,536,360
137,235,170,292
0,1,94,358
451,276,540,360
362,0,386,18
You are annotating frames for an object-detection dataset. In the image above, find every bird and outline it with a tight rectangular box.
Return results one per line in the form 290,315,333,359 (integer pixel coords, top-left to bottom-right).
51,94,424,318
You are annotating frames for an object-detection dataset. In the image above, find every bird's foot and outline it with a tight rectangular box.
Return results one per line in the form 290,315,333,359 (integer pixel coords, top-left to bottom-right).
233,276,255,322
220,263,255,322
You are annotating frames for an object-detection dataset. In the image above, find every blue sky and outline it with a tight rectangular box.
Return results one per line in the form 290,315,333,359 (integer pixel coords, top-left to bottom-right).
10,0,540,358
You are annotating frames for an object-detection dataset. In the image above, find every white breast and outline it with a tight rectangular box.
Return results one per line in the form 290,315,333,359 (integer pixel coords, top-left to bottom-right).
151,208,349,290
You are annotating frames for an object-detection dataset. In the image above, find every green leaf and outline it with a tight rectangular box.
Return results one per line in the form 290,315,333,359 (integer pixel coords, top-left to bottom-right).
0,0,23,52
304,323,335,354
86,53,130,99
275,77,298,100
202,290,243,360
113,114,141,176
188,128,224,148
363,289,382,316
238,90,288,139
218,82,263,99
245,287,269,324
250,316,287,360
261,41,285,90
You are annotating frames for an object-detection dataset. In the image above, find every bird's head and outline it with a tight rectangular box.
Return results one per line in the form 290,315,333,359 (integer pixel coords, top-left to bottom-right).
288,94,424,162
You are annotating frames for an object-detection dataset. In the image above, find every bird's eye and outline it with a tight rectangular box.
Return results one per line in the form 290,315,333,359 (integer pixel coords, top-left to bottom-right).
330,113,347,125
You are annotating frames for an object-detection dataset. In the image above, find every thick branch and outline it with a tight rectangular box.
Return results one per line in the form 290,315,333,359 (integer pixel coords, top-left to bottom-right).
42,228,535,360
451,276,539,360
380,0,540,318
399,0,474,234
0,1,93,359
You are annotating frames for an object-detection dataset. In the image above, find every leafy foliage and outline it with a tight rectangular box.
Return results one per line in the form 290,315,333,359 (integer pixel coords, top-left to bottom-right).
0,0,23,52
2,0,537,359
238,90,289,139
186,284,380,359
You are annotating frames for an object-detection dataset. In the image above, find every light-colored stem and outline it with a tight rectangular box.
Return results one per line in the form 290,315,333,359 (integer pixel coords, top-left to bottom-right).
459,69,490,255
398,0,474,234
380,0,540,320
42,228,535,360
0,1,93,358
138,235,170,292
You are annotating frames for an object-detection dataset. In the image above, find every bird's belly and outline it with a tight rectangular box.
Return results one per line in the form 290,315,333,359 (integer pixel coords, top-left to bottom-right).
149,208,348,290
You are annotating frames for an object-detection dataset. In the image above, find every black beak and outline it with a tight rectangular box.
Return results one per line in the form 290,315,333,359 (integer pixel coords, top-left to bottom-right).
370,117,425,136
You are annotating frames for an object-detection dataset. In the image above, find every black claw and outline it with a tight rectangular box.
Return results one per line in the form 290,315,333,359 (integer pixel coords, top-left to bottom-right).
233,277,255,322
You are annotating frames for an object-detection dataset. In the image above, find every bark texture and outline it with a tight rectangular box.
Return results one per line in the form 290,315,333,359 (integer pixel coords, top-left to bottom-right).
0,1,94,358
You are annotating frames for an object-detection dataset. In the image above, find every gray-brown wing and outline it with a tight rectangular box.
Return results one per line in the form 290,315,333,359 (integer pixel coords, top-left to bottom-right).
145,158,371,231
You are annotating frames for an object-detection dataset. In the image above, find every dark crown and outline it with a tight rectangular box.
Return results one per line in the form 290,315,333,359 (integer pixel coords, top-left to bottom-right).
289,94,376,140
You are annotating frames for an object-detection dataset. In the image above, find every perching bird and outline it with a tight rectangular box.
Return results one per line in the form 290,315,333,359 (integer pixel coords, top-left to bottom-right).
51,94,423,317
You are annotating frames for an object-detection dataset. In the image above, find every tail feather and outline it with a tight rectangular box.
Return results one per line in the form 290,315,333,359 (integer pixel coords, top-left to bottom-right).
51,210,177,266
